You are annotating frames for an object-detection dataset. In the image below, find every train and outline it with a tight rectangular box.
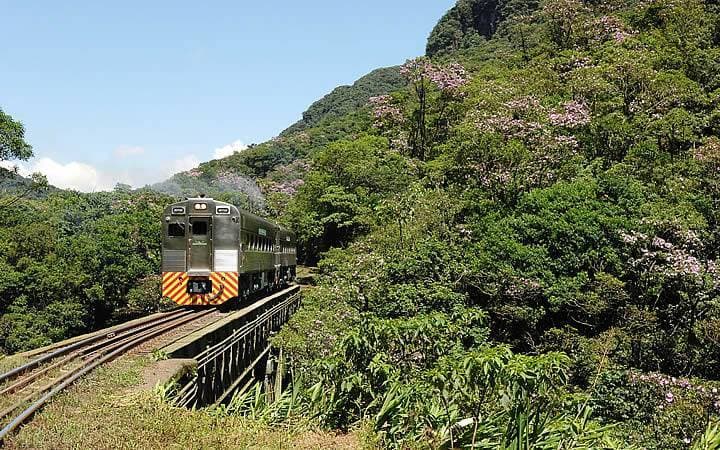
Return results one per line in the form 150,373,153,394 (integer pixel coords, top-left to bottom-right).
161,196,297,306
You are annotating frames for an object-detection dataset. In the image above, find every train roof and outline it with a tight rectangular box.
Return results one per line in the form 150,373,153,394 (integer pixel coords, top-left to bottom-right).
165,197,294,236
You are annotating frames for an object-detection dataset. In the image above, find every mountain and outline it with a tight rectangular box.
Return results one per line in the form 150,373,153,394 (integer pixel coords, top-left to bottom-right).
426,0,538,56
281,66,405,135
149,66,406,209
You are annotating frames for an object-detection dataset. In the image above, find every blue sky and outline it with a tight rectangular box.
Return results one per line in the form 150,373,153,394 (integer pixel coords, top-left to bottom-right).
0,0,456,191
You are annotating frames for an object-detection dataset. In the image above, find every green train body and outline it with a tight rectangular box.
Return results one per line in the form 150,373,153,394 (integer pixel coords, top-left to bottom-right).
161,197,296,306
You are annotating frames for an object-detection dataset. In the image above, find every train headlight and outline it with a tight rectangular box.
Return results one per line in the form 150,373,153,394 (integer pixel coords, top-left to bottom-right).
193,203,208,210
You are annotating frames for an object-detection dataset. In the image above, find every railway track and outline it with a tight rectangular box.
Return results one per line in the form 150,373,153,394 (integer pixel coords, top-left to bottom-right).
0,308,214,442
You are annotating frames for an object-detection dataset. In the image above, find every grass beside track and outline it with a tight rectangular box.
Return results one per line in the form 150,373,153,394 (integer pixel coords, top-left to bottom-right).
4,356,360,450
0,355,29,376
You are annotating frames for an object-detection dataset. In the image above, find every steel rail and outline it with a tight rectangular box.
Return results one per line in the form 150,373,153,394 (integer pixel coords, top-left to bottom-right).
79,310,196,358
0,308,186,385
0,310,211,425
0,310,195,396
0,309,214,443
0,310,211,423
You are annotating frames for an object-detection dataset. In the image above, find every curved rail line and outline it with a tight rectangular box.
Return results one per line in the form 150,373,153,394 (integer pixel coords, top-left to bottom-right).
0,308,214,443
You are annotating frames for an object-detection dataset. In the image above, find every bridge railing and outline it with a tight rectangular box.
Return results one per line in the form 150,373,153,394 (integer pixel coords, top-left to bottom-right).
175,287,301,408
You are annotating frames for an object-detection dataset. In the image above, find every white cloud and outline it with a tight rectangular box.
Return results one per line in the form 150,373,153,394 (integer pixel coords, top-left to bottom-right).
113,145,145,158
0,160,21,173
213,140,247,159
3,152,206,192
9,157,115,192
1,140,237,192
171,154,201,173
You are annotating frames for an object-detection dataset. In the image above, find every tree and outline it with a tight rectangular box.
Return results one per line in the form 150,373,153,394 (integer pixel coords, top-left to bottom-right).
0,107,48,206
0,108,33,162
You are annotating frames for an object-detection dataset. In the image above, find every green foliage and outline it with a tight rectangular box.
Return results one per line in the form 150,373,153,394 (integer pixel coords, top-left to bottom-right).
594,369,720,448
249,331,626,448
0,189,172,353
215,380,312,427
4,0,720,447
693,421,720,450
0,109,49,206
427,0,533,57
285,135,412,263
0,108,33,162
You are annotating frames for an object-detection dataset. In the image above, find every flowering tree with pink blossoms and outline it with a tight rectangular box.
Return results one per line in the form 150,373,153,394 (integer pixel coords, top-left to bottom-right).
618,223,720,377
369,57,470,160
455,94,592,203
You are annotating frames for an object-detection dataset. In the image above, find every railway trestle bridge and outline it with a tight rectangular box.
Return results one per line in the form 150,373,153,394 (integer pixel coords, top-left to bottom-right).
164,285,301,408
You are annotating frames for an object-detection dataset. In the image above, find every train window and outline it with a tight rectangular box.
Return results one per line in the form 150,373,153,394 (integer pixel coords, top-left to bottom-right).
192,221,208,236
168,223,185,237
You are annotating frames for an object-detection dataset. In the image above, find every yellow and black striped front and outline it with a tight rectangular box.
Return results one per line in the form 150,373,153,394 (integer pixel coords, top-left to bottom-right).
162,271,239,306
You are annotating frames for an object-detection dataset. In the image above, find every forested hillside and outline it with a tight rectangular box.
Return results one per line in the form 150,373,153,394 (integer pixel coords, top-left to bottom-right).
3,0,720,447
268,0,720,447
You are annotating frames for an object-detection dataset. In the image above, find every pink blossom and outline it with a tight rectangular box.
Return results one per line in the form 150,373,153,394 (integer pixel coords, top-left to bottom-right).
504,96,541,112
593,15,636,43
548,100,591,128
368,95,403,128
400,58,469,95
620,231,639,244
266,178,305,196
693,138,720,171
554,135,579,148
505,277,542,299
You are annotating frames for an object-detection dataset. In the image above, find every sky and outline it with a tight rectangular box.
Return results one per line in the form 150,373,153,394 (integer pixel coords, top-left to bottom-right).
0,0,456,191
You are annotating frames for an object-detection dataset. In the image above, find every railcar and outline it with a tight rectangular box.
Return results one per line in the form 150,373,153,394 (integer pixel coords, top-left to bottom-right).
161,197,296,306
